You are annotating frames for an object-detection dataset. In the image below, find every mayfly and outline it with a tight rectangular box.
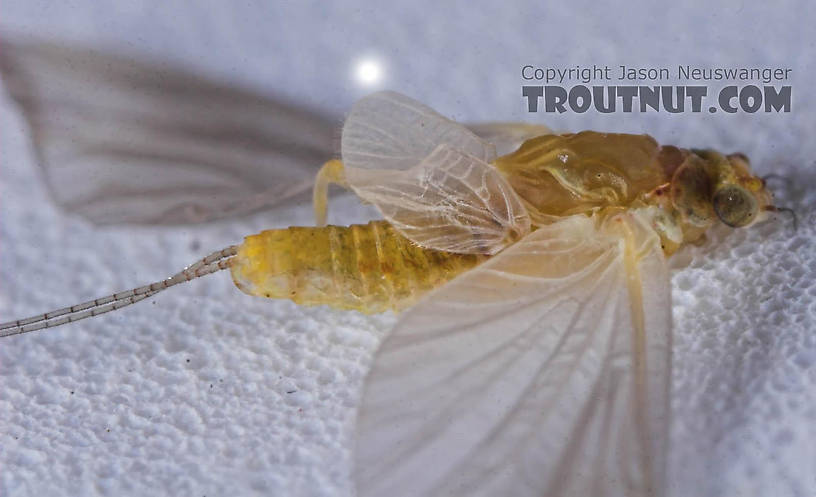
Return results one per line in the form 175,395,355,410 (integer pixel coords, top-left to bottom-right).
0,43,790,497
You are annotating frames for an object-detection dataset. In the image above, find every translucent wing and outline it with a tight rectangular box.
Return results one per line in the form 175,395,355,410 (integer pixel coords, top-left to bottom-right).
341,90,496,171
341,91,530,254
349,144,530,254
467,122,553,156
355,213,671,497
0,37,337,224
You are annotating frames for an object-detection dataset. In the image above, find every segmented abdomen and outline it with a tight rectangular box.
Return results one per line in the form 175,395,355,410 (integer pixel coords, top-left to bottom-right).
230,221,486,313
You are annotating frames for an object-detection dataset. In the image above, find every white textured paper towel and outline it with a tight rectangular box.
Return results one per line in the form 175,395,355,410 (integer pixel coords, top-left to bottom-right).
1,1,814,496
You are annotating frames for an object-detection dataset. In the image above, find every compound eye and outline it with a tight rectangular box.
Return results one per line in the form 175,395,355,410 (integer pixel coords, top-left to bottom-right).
713,185,758,227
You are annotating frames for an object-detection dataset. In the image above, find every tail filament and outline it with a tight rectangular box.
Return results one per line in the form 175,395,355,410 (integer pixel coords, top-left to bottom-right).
0,246,238,337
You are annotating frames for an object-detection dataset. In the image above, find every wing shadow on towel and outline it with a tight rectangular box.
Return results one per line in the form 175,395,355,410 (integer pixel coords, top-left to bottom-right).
0,36,340,225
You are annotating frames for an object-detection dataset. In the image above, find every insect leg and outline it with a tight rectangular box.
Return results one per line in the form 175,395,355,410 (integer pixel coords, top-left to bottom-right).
312,159,348,226
764,205,798,232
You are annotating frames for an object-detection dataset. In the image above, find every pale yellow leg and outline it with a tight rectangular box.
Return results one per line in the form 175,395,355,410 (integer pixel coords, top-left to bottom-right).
313,160,349,226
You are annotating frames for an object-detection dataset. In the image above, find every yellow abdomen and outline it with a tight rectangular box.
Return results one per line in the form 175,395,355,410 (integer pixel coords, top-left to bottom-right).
230,221,486,313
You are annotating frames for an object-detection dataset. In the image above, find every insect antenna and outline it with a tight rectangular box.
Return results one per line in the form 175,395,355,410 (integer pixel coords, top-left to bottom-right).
0,246,238,338
764,205,798,232
760,173,792,188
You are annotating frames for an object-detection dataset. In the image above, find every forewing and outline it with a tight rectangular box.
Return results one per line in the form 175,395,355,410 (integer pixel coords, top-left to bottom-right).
341,91,529,254
355,213,671,497
349,144,530,254
0,37,337,224
341,91,496,171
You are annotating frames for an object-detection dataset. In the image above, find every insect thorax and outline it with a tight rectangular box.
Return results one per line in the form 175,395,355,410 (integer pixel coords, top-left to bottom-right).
492,131,773,256
493,131,668,223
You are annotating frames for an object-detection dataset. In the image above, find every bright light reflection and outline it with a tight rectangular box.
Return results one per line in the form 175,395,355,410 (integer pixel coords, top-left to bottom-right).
354,58,384,86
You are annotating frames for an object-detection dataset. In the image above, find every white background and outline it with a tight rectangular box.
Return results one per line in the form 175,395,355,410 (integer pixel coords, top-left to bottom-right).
1,1,814,496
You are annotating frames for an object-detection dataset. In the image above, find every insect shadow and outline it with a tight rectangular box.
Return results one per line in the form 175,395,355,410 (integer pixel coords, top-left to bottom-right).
0,35,342,226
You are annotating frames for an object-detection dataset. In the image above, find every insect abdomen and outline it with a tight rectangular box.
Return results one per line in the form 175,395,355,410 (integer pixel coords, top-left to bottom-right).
230,221,486,313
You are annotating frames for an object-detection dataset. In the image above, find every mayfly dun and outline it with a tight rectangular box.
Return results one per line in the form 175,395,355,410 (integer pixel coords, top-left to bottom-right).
0,46,792,497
